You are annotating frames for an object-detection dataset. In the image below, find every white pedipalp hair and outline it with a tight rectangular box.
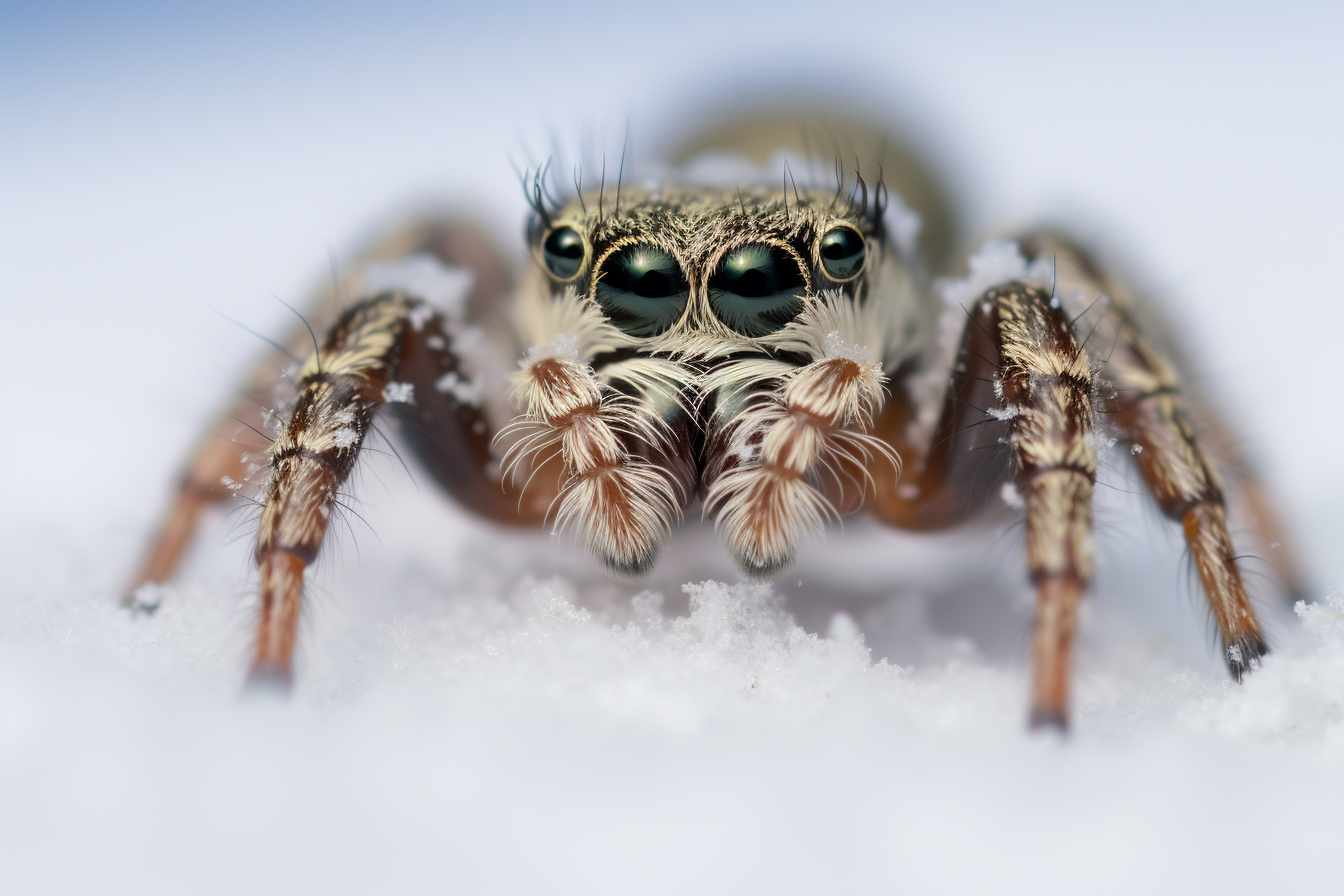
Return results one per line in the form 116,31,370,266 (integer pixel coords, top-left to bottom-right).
703,289,903,570
501,286,694,570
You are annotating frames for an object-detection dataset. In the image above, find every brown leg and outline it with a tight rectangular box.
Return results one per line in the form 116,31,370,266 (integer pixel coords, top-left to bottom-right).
874,282,1098,729
248,290,534,685
1020,234,1271,679
125,214,515,607
1192,408,1312,604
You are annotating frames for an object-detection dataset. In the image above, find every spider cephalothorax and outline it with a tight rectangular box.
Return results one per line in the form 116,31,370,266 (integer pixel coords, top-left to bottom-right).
505,181,918,575
127,104,1308,731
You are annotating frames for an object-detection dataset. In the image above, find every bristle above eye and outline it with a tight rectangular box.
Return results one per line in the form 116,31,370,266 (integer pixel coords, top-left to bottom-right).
519,158,566,230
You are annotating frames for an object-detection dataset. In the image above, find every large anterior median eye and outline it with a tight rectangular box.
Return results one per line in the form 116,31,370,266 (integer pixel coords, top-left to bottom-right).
595,244,689,337
709,244,806,336
818,225,866,281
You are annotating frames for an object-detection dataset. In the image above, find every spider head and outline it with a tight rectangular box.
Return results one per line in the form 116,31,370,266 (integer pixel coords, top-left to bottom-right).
527,183,891,356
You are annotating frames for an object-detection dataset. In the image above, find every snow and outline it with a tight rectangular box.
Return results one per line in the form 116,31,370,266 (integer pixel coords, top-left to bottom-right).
821,329,876,364
522,332,582,364
330,426,359,450
5,4,1344,894
937,239,1057,309
381,381,415,404
362,254,473,323
434,370,484,406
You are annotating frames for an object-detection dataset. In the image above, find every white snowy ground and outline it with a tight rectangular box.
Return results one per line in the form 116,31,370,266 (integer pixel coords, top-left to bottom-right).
4,4,1344,893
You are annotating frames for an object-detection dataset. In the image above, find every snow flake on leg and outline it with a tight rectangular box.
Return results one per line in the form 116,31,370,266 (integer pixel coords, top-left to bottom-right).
434,371,483,406
331,427,360,450
383,382,415,404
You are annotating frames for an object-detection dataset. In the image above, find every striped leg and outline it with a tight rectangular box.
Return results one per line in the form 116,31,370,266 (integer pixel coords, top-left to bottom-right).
125,215,514,608
1197,411,1311,604
986,283,1098,729
873,282,1098,729
1020,234,1271,680
250,290,510,685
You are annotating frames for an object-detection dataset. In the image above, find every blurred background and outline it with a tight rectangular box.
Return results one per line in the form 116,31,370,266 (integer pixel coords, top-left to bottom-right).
3,2,1343,893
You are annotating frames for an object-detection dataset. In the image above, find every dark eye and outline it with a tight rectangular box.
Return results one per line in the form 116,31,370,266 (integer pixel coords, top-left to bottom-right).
708,244,806,336
819,226,866,281
542,226,587,280
595,244,689,337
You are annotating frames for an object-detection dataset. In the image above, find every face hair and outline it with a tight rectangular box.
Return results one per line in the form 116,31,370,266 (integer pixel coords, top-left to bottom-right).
509,178,919,573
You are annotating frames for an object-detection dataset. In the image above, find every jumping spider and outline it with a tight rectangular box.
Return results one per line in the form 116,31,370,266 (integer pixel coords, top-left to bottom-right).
128,105,1308,730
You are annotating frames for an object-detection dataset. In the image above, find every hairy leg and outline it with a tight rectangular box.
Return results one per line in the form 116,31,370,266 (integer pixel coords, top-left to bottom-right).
505,290,698,573
1195,411,1311,603
699,293,897,573
125,215,513,607
249,290,527,684
1019,234,1272,677
873,282,1098,729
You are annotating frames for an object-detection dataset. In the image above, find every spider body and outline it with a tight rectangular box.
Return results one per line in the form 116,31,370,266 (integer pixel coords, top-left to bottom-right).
128,105,1307,729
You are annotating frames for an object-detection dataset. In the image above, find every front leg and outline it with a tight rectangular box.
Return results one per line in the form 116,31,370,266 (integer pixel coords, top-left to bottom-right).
873,282,1098,729
986,284,1099,729
126,215,516,607
249,290,519,684
1019,234,1273,677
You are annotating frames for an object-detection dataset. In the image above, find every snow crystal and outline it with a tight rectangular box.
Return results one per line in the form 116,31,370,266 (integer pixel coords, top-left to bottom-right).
362,254,473,320
937,240,1055,308
129,582,168,612
986,404,1022,422
383,382,415,404
331,426,359,450
731,442,760,465
822,329,875,364
1000,481,1024,508
523,333,581,365
434,370,483,406
1089,432,1119,454
260,407,281,435
407,303,435,332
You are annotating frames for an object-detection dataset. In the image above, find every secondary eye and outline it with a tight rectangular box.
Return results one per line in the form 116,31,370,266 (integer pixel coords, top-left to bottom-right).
542,226,587,280
708,243,806,336
595,244,689,337
818,226,866,281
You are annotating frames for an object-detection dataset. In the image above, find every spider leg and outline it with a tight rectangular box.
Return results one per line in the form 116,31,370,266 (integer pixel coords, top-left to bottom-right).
1195,410,1311,604
873,282,1099,730
125,215,515,608
1017,234,1273,678
248,289,526,686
